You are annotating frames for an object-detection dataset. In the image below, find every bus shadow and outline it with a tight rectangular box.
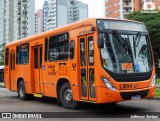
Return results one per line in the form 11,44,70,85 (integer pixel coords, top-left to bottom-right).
34,97,150,112
4,95,151,118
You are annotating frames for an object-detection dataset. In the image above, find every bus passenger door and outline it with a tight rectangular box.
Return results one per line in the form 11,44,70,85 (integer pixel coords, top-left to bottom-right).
10,52,15,90
79,35,96,101
33,46,43,93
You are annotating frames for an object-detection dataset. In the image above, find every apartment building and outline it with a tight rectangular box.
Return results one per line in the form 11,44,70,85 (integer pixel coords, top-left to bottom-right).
43,0,49,32
105,0,160,18
0,0,35,44
35,9,43,34
45,0,88,31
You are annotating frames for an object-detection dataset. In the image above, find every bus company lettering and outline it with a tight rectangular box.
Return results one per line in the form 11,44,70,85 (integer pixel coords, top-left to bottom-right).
34,41,39,46
79,29,93,36
48,65,56,75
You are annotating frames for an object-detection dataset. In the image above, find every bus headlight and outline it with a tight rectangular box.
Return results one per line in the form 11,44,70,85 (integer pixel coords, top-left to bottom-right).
101,76,116,90
150,74,156,87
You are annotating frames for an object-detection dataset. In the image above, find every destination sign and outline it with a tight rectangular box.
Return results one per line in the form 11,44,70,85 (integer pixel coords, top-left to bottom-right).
97,19,147,32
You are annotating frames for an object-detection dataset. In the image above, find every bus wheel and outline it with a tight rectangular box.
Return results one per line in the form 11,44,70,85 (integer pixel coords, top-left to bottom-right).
59,83,78,109
18,81,30,100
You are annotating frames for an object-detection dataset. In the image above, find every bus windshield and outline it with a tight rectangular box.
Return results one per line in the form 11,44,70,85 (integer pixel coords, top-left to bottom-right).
100,31,152,74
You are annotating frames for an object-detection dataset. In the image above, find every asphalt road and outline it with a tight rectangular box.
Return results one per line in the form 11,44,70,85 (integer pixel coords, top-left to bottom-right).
0,87,160,121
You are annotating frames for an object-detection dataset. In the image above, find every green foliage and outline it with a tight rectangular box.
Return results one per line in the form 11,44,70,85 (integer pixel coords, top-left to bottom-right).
127,11,160,63
156,90,160,97
157,78,160,84
0,43,6,65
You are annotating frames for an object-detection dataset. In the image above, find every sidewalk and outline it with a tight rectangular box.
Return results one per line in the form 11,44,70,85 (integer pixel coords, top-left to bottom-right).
0,82,4,88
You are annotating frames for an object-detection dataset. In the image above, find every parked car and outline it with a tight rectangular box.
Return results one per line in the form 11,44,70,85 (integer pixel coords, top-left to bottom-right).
0,66,4,82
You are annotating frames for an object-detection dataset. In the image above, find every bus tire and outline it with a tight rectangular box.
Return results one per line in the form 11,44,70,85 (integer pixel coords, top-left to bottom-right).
59,82,78,109
57,98,62,106
18,81,30,100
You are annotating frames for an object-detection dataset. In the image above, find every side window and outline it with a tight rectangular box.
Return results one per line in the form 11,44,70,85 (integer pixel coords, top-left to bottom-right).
16,46,19,64
19,43,29,64
11,53,15,70
44,38,48,61
70,40,74,60
49,33,69,61
5,48,9,66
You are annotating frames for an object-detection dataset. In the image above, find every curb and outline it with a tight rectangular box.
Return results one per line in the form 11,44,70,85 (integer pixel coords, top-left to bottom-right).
146,97,160,100
152,97,160,100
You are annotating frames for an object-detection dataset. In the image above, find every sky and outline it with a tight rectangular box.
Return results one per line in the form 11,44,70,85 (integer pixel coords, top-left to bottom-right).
35,0,105,18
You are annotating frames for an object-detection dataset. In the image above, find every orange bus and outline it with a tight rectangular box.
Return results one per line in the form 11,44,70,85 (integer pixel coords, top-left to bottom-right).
4,18,156,109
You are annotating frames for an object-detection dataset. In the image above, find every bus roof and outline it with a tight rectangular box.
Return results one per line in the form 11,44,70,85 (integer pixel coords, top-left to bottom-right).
5,18,144,48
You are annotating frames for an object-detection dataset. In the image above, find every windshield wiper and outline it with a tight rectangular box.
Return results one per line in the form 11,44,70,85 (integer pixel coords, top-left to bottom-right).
112,30,125,46
112,30,133,63
112,30,132,51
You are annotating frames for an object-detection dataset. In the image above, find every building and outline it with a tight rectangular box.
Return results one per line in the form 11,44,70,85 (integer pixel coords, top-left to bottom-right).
43,0,49,32
66,0,88,24
105,0,160,18
46,0,88,31
0,0,14,44
35,9,43,34
0,0,35,44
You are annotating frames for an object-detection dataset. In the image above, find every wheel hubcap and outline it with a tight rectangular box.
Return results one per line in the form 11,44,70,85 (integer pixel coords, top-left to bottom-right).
20,86,24,97
64,89,72,104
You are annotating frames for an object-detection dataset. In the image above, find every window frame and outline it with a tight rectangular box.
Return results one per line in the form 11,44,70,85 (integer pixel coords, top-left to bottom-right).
44,38,48,62
19,43,29,65
48,32,69,62
16,46,19,64
5,48,9,66
69,40,75,60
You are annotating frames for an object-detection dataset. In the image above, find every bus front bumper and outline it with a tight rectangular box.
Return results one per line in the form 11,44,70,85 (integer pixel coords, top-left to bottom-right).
96,86,156,104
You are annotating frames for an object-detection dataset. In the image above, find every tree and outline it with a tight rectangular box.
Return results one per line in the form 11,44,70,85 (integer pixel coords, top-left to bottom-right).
127,11,160,64
0,43,6,65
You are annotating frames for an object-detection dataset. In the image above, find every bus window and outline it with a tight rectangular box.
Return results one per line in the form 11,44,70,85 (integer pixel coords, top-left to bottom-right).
34,48,39,69
44,38,48,62
70,40,74,60
40,47,42,68
88,36,94,65
19,43,29,64
16,46,19,64
5,48,9,66
49,33,69,61
10,53,15,70
80,38,86,66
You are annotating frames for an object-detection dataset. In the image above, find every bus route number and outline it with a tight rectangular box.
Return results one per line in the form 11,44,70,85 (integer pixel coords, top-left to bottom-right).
120,84,133,90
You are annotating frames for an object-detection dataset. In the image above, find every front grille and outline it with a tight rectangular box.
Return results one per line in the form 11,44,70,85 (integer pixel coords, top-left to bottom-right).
105,69,152,82
113,75,151,82
120,90,149,100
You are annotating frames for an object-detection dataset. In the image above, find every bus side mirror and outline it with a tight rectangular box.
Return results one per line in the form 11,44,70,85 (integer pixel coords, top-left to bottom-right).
98,33,104,48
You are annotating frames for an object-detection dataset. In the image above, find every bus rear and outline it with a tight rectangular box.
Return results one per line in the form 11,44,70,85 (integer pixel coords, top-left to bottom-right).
94,19,156,103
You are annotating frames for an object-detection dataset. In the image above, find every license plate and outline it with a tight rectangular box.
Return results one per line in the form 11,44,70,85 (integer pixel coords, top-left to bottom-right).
131,95,141,100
